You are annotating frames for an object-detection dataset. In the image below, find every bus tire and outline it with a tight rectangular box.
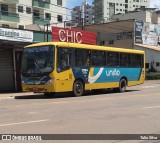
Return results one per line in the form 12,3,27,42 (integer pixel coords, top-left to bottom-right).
73,80,84,97
113,79,127,93
44,92,55,98
119,78,127,92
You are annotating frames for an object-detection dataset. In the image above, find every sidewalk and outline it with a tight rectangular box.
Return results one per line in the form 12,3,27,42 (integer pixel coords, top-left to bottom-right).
0,92,35,100
0,80,160,100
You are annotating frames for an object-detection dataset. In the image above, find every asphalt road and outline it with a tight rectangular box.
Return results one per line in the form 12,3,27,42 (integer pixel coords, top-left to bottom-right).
0,81,160,143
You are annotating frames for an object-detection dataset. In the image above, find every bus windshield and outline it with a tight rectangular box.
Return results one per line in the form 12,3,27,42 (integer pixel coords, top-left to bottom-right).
22,45,54,77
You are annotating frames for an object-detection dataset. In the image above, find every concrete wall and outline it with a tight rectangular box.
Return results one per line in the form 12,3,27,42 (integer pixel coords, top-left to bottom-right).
111,11,152,23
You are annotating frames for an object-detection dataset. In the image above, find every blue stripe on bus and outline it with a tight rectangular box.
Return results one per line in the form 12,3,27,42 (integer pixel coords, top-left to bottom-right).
72,67,141,83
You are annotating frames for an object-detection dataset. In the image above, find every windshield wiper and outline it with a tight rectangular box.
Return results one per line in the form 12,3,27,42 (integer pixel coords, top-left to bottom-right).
34,60,44,75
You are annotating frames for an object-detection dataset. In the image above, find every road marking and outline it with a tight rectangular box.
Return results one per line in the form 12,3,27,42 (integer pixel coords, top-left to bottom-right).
0,119,49,127
143,106,160,109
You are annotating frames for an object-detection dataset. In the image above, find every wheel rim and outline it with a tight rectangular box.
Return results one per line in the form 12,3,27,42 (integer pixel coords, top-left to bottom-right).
75,82,82,94
74,81,83,96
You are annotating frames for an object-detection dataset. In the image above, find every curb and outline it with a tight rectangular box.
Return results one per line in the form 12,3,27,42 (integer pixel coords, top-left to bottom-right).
0,96,14,100
0,92,34,100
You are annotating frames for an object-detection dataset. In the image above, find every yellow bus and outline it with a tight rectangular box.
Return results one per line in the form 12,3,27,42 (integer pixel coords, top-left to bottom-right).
21,42,145,97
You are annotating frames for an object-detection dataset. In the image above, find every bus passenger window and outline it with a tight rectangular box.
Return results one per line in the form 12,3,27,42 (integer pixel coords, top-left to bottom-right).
92,50,105,66
132,54,142,67
85,57,90,66
107,52,119,67
120,53,129,67
57,48,71,71
75,49,91,66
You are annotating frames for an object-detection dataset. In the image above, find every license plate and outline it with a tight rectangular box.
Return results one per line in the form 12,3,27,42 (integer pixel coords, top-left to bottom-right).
32,87,39,91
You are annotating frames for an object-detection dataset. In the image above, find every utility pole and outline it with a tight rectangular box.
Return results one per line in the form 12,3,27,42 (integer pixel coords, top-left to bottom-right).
64,21,66,28
46,24,49,42
44,25,46,42
82,18,85,30
44,24,49,42
80,11,85,30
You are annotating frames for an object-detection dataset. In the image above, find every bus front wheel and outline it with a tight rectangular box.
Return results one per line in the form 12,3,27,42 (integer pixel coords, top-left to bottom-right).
44,92,55,98
73,80,84,97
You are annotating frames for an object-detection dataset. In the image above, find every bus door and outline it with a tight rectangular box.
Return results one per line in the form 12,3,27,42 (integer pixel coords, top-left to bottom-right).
56,47,74,92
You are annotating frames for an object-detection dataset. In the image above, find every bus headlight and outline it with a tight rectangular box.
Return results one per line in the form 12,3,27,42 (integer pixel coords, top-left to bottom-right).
45,78,56,85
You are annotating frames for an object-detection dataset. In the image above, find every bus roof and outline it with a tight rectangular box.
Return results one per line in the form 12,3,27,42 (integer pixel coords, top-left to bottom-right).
25,42,145,54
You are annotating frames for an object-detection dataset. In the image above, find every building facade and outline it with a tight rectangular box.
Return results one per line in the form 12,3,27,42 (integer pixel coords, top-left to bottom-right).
93,0,150,23
71,0,93,26
0,0,66,92
0,0,67,30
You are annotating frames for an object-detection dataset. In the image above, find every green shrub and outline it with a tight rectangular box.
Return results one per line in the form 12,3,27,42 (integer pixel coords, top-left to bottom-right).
146,72,160,80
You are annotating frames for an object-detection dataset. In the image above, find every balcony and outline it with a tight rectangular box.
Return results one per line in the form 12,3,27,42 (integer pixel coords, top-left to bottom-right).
33,0,50,9
33,17,50,26
0,11,19,23
2,0,19,3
